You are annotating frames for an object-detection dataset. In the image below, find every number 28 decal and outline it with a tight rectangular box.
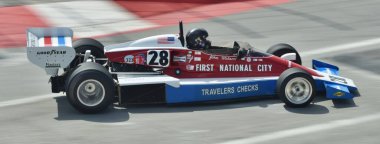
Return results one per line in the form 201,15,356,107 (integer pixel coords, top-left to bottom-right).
147,50,170,67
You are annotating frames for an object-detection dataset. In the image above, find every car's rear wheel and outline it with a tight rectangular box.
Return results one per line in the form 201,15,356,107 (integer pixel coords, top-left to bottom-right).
267,43,302,65
66,62,114,113
69,38,106,68
277,68,315,107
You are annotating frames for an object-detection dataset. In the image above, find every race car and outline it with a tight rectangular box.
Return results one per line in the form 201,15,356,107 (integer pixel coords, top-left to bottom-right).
26,21,359,113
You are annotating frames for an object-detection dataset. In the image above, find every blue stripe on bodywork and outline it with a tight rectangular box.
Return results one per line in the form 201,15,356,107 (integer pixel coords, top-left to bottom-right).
166,79,277,103
58,36,65,46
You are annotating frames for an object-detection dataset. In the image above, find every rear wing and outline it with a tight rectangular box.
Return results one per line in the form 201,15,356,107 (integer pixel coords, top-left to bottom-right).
26,27,76,76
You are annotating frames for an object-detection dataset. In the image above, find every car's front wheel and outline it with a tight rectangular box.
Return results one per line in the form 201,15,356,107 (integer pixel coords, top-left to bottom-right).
267,43,302,65
277,68,315,107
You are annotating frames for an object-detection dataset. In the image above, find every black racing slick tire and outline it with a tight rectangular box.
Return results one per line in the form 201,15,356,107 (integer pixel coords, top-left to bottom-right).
277,68,315,108
70,38,106,68
267,43,302,65
66,62,115,114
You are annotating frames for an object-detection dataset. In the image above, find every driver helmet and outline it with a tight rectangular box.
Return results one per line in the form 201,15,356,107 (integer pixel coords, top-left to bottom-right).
186,28,211,50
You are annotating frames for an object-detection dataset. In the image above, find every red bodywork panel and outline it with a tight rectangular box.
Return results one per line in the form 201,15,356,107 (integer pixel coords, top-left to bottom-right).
105,48,319,78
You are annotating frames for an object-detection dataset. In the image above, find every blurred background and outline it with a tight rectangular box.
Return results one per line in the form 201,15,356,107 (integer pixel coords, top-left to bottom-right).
1,0,380,144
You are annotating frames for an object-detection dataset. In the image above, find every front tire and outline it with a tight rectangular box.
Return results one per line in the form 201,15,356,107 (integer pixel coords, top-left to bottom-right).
267,43,302,65
66,62,114,113
277,68,315,107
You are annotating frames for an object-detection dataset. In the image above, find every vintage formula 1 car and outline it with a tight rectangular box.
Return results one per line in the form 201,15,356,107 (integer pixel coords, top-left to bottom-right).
26,22,359,113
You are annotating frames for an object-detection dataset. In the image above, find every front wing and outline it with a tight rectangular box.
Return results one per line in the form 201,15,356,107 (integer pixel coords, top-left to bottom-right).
312,60,360,99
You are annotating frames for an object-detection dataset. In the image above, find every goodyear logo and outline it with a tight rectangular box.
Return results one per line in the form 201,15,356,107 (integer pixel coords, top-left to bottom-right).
36,50,66,55
334,91,344,97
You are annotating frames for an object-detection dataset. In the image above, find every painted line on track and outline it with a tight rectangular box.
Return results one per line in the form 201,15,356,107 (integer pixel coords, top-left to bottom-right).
183,130,210,133
0,94,58,108
218,112,380,144
302,37,380,57
0,51,28,67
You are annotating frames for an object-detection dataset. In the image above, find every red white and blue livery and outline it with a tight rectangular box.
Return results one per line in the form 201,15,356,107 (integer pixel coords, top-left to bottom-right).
26,22,359,113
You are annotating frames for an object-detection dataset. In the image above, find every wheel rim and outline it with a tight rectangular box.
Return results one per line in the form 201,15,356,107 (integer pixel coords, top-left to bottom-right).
285,77,312,104
77,79,105,107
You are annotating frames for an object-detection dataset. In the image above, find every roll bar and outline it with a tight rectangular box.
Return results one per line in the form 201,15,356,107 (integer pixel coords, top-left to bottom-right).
178,21,185,47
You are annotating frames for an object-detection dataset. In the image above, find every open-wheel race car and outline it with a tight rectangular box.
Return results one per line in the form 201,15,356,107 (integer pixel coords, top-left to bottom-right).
26,22,359,113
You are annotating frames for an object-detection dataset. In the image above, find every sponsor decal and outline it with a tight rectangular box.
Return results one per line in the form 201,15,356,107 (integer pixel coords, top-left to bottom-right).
28,32,38,47
124,55,134,64
195,51,202,55
30,38,37,47
257,64,272,72
334,91,344,97
329,76,347,84
134,54,146,65
43,36,52,46
237,84,259,93
246,57,251,62
45,63,60,68
36,50,66,55
251,58,262,62
189,64,272,72
219,64,252,72
201,84,259,96
157,36,175,44
222,56,236,60
202,87,234,96
187,54,193,63
195,64,214,72
173,56,186,62
147,50,170,67
39,36,68,47
209,55,218,60
186,65,194,70
30,39,36,47
194,57,201,61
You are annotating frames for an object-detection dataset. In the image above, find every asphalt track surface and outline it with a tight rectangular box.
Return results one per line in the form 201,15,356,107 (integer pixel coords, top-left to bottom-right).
1,0,380,143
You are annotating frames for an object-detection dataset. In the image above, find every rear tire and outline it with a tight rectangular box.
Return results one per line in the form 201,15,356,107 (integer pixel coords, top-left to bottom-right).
66,62,114,113
70,38,106,68
267,43,302,65
277,68,315,107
